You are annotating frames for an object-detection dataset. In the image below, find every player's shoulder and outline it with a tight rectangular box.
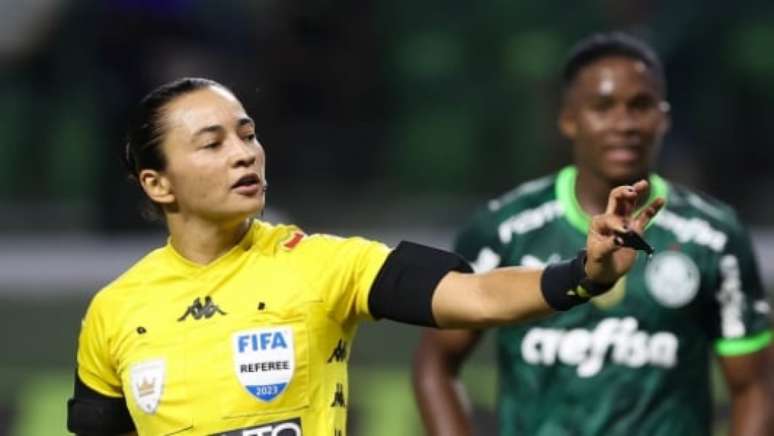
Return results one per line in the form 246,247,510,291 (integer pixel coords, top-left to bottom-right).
471,172,559,226
655,180,749,253
663,181,744,230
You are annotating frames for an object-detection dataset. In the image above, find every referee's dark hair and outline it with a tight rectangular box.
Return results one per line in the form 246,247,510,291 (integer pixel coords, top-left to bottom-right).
562,32,666,96
123,77,230,219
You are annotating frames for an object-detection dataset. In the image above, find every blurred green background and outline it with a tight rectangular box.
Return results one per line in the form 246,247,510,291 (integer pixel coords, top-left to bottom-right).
1,0,773,435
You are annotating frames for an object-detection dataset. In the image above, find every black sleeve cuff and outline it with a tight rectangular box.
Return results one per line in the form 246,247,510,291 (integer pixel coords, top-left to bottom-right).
67,374,135,435
368,241,473,326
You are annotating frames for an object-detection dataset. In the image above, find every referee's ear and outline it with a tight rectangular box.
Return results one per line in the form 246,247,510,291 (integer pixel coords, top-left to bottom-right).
139,168,174,206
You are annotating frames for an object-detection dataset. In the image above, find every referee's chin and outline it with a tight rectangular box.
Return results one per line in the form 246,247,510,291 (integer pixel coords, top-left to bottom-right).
236,194,266,217
214,199,265,227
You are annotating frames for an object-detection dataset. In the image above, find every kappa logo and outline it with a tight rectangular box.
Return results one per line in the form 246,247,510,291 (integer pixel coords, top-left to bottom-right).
233,327,295,402
330,383,346,408
213,417,302,436
178,296,226,321
130,359,165,414
327,339,347,363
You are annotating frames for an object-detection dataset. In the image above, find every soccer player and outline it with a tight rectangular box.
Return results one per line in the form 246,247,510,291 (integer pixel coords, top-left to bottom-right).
66,77,661,436
412,32,774,436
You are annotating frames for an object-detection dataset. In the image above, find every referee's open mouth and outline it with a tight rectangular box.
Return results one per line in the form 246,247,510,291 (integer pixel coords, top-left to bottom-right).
231,173,263,195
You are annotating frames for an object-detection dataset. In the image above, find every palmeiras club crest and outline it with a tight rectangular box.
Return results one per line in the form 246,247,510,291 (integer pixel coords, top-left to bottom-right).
233,326,295,402
130,359,165,414
645,250,701,308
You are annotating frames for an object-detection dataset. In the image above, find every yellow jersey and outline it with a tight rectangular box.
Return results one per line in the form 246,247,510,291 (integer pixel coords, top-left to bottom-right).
76,220,390,435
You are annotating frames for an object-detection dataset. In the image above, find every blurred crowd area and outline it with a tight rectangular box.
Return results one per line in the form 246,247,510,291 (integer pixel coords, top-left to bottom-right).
1,0,774,233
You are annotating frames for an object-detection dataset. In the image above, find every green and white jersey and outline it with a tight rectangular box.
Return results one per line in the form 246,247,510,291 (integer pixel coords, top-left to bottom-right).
456,166,772,436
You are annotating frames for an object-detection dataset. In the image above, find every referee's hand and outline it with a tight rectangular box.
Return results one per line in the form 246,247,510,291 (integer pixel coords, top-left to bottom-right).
585,180,665,286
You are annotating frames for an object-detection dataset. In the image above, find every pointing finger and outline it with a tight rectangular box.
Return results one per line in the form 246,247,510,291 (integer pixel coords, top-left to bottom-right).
632,197,666,233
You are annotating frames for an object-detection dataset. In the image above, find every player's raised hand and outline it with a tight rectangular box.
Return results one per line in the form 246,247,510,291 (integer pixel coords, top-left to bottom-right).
584,180,665,285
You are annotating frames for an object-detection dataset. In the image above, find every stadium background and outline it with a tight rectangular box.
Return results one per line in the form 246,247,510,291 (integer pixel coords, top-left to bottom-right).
1,1,773,434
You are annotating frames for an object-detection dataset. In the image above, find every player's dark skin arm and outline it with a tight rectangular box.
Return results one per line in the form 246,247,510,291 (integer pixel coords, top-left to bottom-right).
721,344,774,436
413,329,481,436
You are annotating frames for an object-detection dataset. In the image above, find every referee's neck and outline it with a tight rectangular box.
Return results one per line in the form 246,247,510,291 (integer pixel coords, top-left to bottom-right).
167,216,252,265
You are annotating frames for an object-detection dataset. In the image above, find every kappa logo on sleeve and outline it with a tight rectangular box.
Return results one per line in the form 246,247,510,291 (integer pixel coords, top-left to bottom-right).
326,339,347,363
130,358,165,414
233,327,295,402
212,417,302,436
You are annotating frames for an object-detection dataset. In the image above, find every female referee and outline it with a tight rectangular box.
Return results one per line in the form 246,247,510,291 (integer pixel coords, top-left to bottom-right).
67,77,663,436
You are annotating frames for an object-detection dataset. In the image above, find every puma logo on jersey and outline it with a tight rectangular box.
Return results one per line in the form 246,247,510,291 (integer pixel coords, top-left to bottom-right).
178,296,226,321
653,209,727,252
717,254,746,337
521,317,678,377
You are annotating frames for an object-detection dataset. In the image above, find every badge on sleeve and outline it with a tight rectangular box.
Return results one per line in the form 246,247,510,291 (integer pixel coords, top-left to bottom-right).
130,359,166,414
233,327,295,402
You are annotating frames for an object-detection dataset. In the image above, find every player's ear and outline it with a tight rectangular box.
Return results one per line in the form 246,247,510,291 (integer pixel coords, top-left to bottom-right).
558,105,577,140
139,169,175,205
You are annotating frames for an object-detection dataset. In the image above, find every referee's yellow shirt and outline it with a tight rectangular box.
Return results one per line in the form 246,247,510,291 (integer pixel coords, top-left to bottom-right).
76,220,390,435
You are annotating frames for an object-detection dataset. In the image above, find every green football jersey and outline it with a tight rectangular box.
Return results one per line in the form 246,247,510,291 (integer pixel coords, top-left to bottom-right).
455,166,772,436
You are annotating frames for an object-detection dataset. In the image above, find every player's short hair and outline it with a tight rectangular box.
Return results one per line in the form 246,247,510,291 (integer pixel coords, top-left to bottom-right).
561,32,666,96
123,77,231,219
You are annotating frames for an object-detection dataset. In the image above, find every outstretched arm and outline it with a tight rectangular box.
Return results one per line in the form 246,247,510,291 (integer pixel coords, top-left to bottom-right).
432,181,663,328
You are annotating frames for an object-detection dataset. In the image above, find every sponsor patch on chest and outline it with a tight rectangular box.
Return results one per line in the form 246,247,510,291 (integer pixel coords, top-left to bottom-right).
233,327,295,402
130,358,165,414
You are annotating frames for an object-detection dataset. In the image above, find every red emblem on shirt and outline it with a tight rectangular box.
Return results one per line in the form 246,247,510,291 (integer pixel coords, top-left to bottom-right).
281,231,305,250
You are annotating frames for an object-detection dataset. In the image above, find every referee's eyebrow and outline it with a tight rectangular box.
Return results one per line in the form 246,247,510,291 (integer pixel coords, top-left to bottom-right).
237,117,255,129
192,117,255,139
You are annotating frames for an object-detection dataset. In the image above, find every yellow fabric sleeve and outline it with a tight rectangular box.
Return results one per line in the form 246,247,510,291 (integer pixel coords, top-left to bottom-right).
297,234,390,324
76,291,124,398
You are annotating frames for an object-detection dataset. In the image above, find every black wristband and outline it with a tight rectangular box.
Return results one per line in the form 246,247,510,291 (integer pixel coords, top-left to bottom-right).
540,251,614,311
